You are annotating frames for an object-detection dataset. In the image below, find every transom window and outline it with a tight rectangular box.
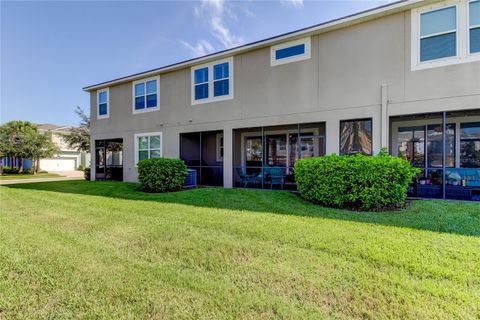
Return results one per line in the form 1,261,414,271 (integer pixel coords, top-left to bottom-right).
97,89,109,119
470,0,480,53
271,37,311,66
411,0,480,70
132,77,159,113
135,132,162,164
191,57,233,105
420,6,457,62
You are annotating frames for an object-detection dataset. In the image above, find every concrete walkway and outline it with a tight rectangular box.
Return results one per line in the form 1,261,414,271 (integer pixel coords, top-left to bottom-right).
0,171,84,185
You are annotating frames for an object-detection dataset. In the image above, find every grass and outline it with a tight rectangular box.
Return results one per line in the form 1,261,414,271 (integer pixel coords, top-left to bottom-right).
0,172,63,180
0,181,479,319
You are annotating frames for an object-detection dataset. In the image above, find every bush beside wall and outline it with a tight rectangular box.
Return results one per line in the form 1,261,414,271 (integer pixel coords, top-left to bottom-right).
138,158,188,193
294,153,420,210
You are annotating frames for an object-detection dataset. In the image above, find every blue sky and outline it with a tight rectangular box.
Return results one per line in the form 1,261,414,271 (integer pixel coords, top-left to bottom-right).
1,0,392,126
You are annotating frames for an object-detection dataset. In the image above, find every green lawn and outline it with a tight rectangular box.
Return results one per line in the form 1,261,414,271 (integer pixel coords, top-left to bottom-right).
0,181,479,319
0,172,63,180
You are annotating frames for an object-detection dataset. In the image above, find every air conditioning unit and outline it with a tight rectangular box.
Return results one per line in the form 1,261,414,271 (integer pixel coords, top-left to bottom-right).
184,169,197,187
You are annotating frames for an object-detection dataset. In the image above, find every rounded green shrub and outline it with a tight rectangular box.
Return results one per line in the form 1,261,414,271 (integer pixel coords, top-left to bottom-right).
138,158,188,193
294,152,420,210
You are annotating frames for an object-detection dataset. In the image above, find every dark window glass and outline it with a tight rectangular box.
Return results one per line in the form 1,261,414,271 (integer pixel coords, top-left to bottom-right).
275,44,305,60
470,27,480,53
194,67,208,84
214,63,229,80
195,83,208,100
135,96,145,109
420,33,456,61
214,79,229,97
427,124,455,168
146,94,157,108
99,103,108,115
340,119,372,155
460,122,480,168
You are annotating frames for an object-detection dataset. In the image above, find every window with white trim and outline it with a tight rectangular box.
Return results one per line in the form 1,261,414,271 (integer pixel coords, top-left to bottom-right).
191,57,233,105
271,37,311,66
216,133,224,162
132,77,159,113
411,0,480,70
97,89,109,119
135,132,162,164
419,6,457,62
469,0,480,53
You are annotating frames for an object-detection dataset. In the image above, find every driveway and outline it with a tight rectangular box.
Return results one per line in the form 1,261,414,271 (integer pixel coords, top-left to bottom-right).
0,171,84,185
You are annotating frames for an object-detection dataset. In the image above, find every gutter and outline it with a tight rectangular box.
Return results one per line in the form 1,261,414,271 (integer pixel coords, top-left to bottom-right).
83,0,427,92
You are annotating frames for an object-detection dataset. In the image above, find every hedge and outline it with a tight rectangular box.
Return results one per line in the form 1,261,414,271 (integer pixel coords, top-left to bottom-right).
294,152,419,210
138,158,187,193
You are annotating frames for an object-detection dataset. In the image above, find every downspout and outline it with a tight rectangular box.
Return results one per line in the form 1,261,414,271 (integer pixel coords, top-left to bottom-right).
381,84,389,151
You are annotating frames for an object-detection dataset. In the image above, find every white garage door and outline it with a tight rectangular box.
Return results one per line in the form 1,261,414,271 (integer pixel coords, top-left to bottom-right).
40,158,76,172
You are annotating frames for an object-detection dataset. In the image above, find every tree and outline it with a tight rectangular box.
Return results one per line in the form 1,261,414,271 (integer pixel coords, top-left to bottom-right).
25,131,58,174
64,106,90,153
0,121,38,173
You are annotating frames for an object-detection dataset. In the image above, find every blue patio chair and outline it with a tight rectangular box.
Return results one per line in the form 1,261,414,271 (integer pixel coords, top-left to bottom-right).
269,167,285,190
236,167,260,188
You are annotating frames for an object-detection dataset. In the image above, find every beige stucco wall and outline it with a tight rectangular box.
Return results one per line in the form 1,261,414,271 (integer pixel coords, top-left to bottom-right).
89,9,480,185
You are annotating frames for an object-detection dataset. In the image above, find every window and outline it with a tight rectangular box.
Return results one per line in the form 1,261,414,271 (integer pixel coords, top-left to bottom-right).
470,0,480,53
216,133,224,162
191,57,233,105
97,89,109,119
271,37,311,66
411,0,480,70
134,132,162,164
460,122,480,167
420,6,457,62
132,77,159,113
340,119,373,155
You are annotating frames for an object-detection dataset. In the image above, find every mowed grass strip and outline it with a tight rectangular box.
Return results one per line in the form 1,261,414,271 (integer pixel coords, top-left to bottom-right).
0,173,63,180
0,181,479,319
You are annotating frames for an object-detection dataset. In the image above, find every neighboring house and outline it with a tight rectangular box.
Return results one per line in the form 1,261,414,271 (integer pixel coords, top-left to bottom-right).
84,0,480,200
35,124,90,171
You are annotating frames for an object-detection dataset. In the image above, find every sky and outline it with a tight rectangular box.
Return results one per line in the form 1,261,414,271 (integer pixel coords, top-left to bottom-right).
1,0,393,127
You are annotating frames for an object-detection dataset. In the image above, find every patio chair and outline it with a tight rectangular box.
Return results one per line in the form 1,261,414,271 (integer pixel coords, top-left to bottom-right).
236,167,260,188
269,167,285,190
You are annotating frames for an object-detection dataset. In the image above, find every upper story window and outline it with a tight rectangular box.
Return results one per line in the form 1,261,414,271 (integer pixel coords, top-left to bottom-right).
97,88,109,119
271,37,311,66
191,57,233,105
469,0,480,53
411,0,480,70
132,76,160,114
420,6,457,62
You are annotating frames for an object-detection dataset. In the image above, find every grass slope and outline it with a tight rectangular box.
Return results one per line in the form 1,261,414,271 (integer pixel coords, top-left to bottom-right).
0,181,479,319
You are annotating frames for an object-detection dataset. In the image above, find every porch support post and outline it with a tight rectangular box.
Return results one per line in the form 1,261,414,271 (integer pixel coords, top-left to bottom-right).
442,111,446,199
223,127,233,188
326,120,339,155
90,136,96,181
380,84,389,151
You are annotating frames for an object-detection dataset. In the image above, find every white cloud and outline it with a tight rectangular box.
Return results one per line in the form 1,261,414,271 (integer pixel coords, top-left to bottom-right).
179,39,215,57
182,0,245,57
281,0,304,8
